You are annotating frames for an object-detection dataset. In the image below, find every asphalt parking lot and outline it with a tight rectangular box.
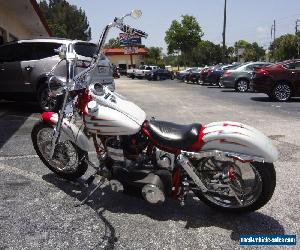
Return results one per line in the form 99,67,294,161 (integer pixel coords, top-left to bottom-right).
0,77,299,249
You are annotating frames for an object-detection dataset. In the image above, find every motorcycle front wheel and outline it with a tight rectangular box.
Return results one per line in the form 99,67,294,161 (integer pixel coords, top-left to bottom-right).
193,157,276,213
31,121,88,180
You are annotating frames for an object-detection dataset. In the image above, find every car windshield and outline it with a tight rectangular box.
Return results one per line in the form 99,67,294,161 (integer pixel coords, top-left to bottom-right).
224,64,240,70
233,63,248,71
188,67,198,72
74,43,97,58
213,65,223,70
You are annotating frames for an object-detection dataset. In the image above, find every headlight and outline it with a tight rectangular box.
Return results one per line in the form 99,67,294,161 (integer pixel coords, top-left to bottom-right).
48,76,66,96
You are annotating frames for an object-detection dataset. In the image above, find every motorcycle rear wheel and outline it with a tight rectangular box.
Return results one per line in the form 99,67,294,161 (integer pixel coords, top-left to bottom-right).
193,157,276,213
31,121,88,180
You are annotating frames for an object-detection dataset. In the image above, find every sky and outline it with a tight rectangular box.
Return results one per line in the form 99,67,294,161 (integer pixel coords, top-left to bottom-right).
64,0,300,52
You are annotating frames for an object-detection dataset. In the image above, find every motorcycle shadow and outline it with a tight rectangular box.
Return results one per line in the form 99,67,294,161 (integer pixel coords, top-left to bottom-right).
42,173,285,242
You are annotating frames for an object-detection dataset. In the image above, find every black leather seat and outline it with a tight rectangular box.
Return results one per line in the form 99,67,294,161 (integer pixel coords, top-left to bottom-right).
147,120,201,150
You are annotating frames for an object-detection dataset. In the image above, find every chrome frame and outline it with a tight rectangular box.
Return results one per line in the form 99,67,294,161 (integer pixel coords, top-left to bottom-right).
176,150,264,194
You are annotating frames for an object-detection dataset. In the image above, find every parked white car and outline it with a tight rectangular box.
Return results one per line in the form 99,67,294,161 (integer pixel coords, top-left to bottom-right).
134,65,158,78
126,68,136,78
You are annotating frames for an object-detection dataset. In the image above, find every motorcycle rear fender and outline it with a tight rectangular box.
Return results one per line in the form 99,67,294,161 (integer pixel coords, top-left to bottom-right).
200,121,278,163
41,112,90,151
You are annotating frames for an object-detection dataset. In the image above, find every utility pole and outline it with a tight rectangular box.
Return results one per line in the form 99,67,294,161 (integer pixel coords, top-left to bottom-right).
222,0,227,63
271,20,276,42
295,19,300,34
296,19,300,57
270,20,276,62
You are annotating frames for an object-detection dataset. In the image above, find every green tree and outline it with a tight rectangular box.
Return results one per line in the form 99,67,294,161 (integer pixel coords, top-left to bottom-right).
234,40,265,61
226,46,236,62
165,15,204,66
269,34,298,61
39,0,91,41
104,38,121,48
145,47,162,65
191,40,222,66
243,42,265,61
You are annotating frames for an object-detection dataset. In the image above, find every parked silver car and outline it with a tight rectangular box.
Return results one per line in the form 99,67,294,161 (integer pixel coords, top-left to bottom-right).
0,38,114,111
219,62,273,92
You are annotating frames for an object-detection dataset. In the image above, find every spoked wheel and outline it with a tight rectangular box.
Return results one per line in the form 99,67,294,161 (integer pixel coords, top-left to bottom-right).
31,121,88,180
273,83,292,102
235,79,249,92
193,157,276,213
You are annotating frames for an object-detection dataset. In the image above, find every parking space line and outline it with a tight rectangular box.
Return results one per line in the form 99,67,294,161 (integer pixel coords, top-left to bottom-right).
0,163,51,186
0,154,39,161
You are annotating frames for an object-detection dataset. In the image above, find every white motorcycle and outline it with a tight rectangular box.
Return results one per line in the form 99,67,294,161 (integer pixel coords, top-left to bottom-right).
31,10,278,212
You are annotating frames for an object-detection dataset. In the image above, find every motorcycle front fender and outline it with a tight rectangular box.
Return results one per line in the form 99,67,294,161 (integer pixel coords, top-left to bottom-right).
200,121,279,163
41,112,90,151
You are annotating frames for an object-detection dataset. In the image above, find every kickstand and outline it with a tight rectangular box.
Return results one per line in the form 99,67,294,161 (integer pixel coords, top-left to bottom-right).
75,177,106,207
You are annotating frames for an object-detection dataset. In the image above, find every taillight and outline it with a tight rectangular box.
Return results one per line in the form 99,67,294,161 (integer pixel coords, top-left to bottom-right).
223,71,232,77
256,68,269,76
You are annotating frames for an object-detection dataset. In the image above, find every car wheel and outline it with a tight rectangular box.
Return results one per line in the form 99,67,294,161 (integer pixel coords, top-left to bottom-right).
211,80,218,86
235,79,249,92
218,81,224,88
156,75,160,81
37,84,61,112
273,82,292,102
171,75,175,80
197,79,203,85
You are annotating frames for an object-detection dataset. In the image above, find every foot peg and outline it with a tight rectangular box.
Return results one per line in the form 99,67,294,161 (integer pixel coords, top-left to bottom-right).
84,174,96,187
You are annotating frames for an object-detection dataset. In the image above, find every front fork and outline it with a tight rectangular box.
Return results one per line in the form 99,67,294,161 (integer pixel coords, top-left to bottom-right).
48,90,69,159
49,59,74,159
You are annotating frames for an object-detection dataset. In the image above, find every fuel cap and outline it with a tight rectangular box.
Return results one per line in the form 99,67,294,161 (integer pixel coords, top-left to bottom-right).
87,100,98,113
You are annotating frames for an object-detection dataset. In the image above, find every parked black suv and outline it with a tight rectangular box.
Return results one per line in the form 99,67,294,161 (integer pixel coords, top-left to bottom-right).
0,38,102,111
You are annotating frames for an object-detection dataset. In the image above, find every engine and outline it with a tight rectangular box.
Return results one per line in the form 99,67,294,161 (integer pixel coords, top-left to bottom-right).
105,134,173,204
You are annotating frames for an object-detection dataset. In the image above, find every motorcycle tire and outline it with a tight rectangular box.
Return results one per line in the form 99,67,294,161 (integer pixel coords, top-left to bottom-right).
194,161,276,213
31,121,88,180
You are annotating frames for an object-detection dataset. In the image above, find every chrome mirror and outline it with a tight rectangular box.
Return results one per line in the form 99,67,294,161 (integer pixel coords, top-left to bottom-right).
130,9,142,19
